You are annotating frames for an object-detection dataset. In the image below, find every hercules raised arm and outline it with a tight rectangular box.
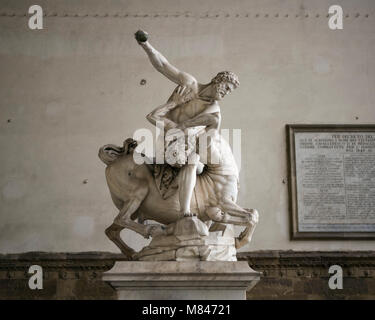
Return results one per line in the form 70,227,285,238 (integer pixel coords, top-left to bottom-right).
135,30,227,134
135,30,197,88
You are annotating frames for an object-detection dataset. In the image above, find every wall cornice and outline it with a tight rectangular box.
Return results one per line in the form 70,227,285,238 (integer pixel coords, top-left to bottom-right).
0,12,371,19
1,250,374,270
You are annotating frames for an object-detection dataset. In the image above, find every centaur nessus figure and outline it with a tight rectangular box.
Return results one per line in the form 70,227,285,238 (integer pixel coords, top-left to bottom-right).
99,30,258,260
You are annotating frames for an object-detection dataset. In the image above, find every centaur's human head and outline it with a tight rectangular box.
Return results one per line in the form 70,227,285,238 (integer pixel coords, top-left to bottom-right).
210,71,240,101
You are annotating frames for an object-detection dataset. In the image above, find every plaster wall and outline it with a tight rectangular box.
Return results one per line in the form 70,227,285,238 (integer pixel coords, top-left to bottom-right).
0,0,374,253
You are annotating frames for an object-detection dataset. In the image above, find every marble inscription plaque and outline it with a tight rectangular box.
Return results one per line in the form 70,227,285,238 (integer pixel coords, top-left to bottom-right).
295,131,375,233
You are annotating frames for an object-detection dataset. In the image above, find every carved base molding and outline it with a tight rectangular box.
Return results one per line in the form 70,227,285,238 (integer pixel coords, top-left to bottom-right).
0,251,374,299
103,261,260,300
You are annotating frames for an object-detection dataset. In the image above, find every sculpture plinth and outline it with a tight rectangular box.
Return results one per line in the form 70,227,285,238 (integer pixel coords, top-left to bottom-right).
102,261,261,300
134,216,237,261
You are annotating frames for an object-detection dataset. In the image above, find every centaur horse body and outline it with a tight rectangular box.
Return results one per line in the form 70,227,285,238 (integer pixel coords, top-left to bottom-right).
99,138,258,259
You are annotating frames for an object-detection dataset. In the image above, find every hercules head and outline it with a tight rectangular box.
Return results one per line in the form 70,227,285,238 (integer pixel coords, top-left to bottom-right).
210,71,240,101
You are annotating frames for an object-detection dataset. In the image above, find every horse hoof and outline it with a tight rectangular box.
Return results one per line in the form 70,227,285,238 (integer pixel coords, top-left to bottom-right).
250,209,259,224
123,252,135,261
147,224,167,237
235,238,242,249
205,207,223,221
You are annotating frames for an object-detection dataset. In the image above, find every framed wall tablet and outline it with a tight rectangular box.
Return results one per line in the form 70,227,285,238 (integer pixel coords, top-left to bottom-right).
286,124,375,239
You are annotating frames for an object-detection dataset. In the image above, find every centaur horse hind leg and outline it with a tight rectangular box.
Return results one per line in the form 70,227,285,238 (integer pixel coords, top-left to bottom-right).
99,139,258,260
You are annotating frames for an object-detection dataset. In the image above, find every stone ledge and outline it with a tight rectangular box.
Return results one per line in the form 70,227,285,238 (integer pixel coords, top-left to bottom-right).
0,250,374,299
0,252,125,272
2,250,374,260
237,250,375,269
0,251,125,261
1,250,375,270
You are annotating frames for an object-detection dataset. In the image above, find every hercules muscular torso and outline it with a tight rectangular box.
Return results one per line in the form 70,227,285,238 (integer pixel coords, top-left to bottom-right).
165,86,221,126
161,86,232,170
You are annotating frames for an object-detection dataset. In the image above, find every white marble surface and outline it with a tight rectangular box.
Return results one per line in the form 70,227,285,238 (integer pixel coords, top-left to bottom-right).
134,217,237,261
103,261,261,300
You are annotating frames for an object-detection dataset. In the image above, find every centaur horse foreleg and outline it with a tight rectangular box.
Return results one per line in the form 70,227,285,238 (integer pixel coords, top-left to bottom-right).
105,198,144,259
235,209,259,249
205,206,259,249
113,198,150,237
221,198,253,219
206,207,250,225
105,223,135,259
105,182,150,258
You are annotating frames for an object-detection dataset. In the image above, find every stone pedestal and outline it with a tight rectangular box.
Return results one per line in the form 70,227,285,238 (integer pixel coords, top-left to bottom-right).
102,261,261,300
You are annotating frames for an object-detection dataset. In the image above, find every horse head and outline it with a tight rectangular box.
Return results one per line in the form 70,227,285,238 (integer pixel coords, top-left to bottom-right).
98,138,138,165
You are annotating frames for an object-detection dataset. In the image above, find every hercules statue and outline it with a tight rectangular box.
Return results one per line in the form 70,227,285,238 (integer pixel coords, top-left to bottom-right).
98,30,258,260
